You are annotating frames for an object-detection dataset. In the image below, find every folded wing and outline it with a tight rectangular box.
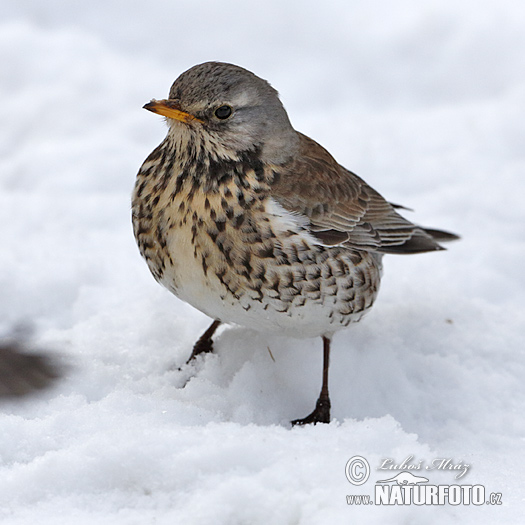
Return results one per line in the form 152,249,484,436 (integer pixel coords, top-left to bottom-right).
272,133,458,254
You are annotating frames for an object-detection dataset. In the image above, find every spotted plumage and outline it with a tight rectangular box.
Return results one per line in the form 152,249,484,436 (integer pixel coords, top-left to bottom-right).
132,62,458,425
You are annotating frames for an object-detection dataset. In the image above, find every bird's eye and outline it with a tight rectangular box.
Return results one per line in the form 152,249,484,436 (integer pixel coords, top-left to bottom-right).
214,105,233,120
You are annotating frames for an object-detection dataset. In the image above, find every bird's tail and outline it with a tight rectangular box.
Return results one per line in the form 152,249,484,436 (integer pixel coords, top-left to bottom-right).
421,227,460,243
377,226,459,254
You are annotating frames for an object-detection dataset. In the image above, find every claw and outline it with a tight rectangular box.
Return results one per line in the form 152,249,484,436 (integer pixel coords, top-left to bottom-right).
291,396,331,426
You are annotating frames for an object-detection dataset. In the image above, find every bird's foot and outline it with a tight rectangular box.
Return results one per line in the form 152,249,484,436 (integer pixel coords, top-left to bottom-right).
185,337,214,364
291,396,331,426
174,339,214,387
184,320,221,365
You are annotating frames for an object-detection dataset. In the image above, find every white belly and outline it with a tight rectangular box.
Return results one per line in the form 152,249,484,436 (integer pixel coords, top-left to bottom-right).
159,220,381,339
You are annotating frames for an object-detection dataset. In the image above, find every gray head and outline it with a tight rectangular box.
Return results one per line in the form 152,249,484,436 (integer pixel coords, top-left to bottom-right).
144,62,299,164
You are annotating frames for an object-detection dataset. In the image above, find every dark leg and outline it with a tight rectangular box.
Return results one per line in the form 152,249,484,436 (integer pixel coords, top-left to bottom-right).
291,336,332,426
186,320,221,364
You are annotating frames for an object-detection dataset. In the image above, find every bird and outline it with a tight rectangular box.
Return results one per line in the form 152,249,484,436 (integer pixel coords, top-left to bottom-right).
132,61,458,425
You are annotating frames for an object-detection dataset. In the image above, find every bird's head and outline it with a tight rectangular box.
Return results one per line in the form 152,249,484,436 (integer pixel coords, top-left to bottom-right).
143,62,299,164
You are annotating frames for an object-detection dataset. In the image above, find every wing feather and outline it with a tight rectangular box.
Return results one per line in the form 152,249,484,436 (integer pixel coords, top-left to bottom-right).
272,133,454,254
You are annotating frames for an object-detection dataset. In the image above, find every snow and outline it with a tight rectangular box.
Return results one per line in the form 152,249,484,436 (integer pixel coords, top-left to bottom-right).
1,0,524,523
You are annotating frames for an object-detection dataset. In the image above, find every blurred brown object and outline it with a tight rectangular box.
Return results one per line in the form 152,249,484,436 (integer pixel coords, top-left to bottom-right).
0,340,62,397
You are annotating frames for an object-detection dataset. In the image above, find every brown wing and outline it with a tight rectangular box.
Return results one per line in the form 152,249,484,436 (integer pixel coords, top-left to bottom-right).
272,133,449,254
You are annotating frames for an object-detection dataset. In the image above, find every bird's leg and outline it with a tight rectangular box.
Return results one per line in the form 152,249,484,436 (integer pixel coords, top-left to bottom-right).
186,320,221,364
291,336,332,425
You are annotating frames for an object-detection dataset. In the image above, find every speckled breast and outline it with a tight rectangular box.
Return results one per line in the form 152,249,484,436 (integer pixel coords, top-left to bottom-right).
132,142,383,338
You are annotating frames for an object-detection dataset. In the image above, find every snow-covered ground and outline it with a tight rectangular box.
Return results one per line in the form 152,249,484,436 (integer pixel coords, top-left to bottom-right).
1,1,524,523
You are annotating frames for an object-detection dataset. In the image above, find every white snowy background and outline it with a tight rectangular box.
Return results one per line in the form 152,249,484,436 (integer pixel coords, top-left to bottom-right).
1,0,524,523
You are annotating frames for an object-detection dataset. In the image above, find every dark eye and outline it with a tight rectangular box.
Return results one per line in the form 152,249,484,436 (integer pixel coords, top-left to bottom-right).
214,105,233,120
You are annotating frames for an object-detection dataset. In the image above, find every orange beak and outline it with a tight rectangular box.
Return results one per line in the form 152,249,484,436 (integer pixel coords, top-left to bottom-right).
143,99,202,124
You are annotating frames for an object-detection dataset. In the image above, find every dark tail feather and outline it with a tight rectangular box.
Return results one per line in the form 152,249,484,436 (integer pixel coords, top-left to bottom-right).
389,202,414,212
388,202,460,244
422,228,460,243
378,227,459,254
